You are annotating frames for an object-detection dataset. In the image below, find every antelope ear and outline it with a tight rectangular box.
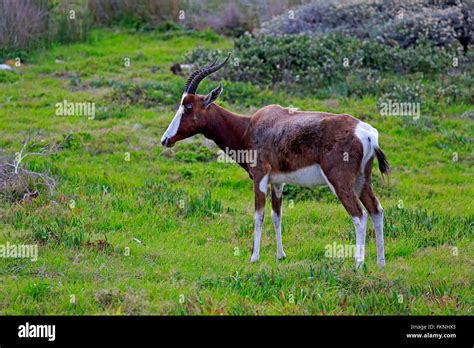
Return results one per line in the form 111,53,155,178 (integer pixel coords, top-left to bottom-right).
203,83,223,108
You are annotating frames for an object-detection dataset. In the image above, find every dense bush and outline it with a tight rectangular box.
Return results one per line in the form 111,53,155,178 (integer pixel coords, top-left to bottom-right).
257,0,473,50
88,0,180,30
0,0,304,59
0,70,19,83
181,0,308,37
108,79,184,107
0,0,91,60
184,33,466,100
88,0,298,35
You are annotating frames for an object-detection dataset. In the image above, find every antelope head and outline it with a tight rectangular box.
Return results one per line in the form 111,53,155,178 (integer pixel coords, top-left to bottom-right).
161,55,230,147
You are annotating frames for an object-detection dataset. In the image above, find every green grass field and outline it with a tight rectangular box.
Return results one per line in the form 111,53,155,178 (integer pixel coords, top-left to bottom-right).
0,29,472,315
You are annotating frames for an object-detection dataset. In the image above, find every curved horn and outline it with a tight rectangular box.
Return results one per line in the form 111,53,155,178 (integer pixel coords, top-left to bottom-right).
184,57,218,92
186,53,230,95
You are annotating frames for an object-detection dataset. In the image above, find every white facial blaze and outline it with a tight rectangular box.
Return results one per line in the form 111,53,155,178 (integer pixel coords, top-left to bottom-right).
161,93,186,143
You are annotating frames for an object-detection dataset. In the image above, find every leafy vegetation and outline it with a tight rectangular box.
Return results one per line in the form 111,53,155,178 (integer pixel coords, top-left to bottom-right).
258,0,473,50
186,33,472,105
0,0,306,61
0,27,472,315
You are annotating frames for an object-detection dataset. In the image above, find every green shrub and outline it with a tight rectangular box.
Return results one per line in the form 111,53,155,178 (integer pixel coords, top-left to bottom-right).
283,184,336,203
175,143,216,163
185,33,463,100
143,181,223,218
0,1,91,61
60,132,92,150
0,70,19,83
186,190,223,218
258,0,472,50
109,80,183,107
94,105,128,120
385,207,473,245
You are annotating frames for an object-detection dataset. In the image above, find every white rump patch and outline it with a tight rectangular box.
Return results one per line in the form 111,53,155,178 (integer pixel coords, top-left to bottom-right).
354,121,379,173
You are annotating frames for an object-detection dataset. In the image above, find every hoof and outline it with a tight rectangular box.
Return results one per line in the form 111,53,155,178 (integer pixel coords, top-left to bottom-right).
377,259,386,268
277,252,286,261
250,254,259,263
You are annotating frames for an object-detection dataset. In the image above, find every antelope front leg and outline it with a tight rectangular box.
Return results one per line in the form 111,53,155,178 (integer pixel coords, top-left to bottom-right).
250,174,268,262
271,183,286,261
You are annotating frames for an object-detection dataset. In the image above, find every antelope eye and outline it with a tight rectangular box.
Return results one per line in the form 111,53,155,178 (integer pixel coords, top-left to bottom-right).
184,103,193,113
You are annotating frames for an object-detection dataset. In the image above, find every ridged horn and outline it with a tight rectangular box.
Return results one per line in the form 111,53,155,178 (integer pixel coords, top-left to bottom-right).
186,53,230,95
183,57,218,92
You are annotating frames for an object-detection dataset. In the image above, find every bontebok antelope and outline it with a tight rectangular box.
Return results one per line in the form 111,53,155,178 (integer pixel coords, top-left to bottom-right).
161,55,390,268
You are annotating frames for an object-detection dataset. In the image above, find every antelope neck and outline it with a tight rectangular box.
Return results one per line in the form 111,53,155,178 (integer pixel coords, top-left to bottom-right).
201,103,251,153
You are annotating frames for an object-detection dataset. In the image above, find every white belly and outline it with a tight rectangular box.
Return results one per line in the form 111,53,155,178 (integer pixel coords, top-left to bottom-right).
269,164,329,188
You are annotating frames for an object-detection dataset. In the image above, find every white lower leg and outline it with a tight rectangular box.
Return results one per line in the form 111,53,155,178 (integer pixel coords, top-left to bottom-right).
271,209,286,260
352,211,368,268
251,209,264,262
371,207,385,268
